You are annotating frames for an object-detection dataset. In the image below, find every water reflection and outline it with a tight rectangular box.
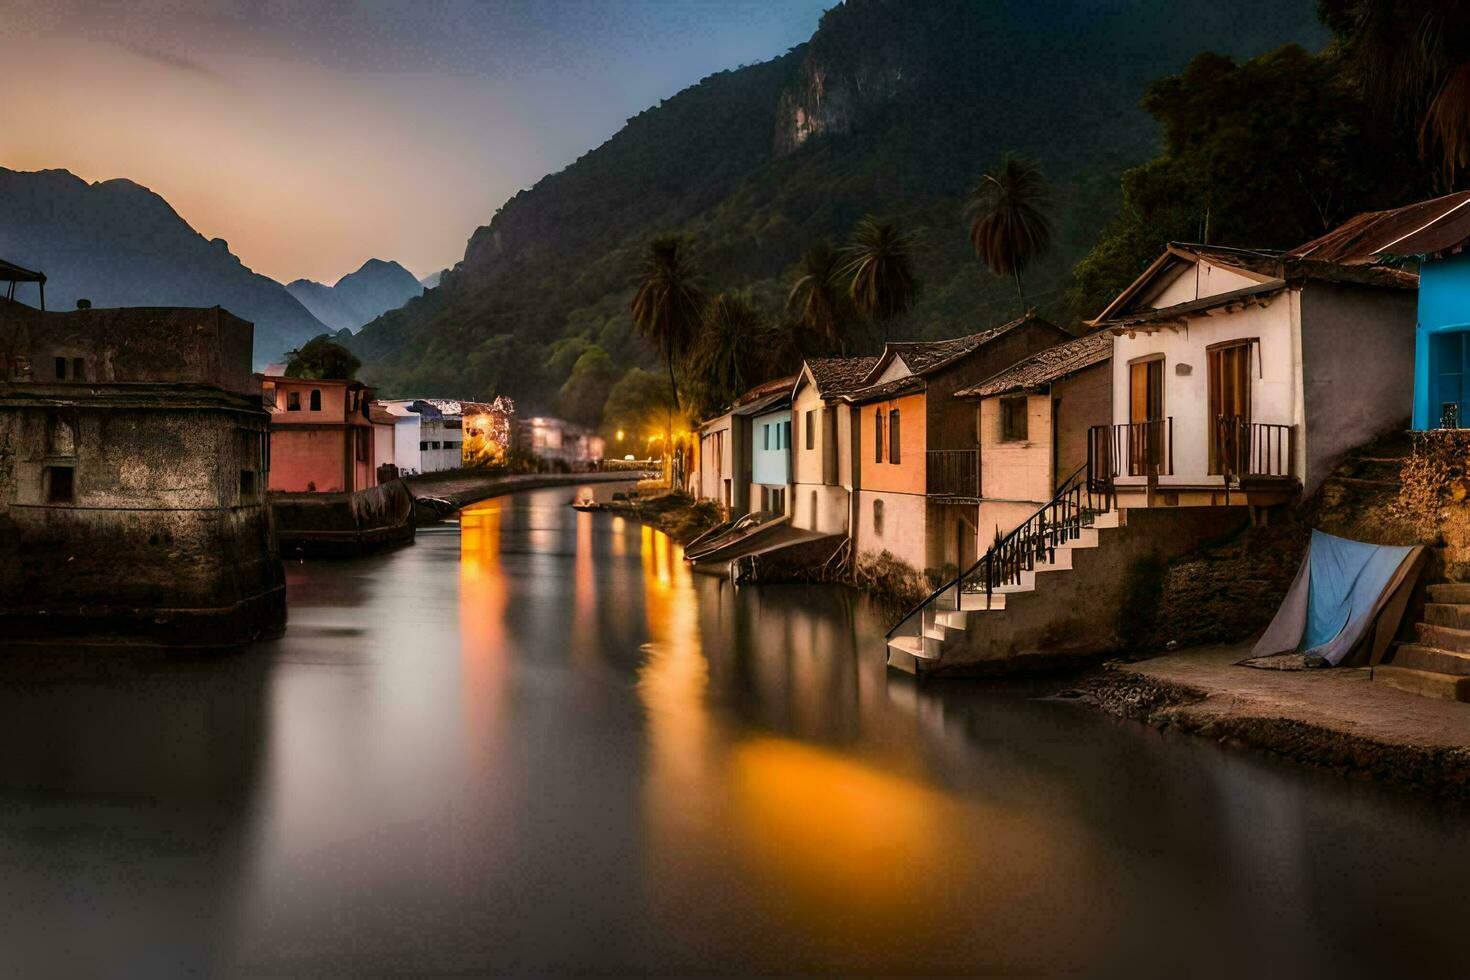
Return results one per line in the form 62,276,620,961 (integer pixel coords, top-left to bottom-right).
1,488,1470,974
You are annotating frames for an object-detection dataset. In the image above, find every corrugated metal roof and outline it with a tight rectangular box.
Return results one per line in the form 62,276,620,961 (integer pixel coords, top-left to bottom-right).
1292,191,1470,261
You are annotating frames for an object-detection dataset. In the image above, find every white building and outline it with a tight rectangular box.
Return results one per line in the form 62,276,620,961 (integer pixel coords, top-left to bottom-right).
374,400,423,475
515,416,604,470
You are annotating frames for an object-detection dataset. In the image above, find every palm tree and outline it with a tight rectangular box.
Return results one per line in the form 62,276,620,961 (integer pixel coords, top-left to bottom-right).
631,236,705,413
1323,0,1470,182
688,292,797,415
967,154,1053,311
841,217,918,331
786,242,848,355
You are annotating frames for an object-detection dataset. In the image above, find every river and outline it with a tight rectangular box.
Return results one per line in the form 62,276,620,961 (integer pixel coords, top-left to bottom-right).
2,486,1468,975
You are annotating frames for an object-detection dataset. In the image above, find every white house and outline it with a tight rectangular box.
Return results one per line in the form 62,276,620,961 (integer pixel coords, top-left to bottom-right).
749,397,792,514
1089,243,1418,508
375,400,423,475
790,356,877,540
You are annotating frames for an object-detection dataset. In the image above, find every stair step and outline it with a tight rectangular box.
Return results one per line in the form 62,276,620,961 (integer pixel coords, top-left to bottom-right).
1416,622,1470,653
1424,603,1470,630
1374,665,1470,702
935,610,967,630
958,592,1005,611
1391,643,1470,676
1428,583,1470,604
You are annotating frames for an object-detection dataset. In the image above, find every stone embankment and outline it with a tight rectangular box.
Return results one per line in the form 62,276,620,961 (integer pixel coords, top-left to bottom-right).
1080,645,1470,798
404,470,640,522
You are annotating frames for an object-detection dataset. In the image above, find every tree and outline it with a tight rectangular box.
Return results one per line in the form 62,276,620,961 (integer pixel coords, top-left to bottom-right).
686,292,798,417
841,217,917,332
630,237,705,413
785,242,849,355
557,347,620,428
601,367,683,455
285,335,360,380
967,154,1054,311
1068,44,1424,319
1321,0,1470,184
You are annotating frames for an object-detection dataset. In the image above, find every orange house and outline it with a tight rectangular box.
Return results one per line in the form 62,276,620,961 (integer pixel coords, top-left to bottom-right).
261,375,380,492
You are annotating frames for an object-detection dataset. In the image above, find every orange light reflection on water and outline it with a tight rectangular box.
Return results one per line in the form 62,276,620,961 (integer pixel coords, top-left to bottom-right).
458,500,508,768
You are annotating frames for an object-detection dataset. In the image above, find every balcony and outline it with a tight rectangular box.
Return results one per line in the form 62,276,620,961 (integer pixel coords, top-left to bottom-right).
926,449,979,501
1213,416,1293,481
1088,418,1173,491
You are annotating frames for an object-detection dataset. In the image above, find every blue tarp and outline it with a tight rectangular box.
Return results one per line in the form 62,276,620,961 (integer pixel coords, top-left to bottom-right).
1254,530,1424,667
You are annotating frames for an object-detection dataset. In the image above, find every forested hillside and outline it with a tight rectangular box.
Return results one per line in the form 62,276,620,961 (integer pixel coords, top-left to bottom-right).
349,0,1328,412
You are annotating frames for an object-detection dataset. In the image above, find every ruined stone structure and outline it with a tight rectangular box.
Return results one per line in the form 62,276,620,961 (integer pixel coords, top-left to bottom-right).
0,299,286,648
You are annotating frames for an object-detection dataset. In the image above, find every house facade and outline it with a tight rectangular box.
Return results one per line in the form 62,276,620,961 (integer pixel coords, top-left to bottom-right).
697,409,737,512
376,400,423,475
693,376,796,518
262,375,381,493
791,356,876,539
749,397,792,514
843,316,1072,576
956,329,1112,545
1089,244,1417,507
0,296,285,647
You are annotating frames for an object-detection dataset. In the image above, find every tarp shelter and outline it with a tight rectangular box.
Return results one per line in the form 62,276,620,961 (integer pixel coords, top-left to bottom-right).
1253,530,1426,667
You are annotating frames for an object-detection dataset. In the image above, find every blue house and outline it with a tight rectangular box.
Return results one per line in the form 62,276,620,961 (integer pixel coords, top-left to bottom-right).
1296,191,1470,429
748,394,792,514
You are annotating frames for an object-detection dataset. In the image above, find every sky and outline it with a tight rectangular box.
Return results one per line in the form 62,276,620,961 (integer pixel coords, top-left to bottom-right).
0,0,831,285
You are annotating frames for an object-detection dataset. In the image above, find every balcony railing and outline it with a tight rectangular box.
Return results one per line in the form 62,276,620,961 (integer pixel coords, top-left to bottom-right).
926,449,979,500
1088,418,1173,491
1214,416,1293,481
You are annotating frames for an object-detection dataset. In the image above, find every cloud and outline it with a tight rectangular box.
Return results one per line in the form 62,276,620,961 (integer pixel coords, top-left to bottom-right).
115,41,223,79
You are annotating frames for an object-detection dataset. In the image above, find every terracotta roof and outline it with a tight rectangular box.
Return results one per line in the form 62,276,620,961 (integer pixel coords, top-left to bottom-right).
368,405,397,424
731,388,791,417
733,373,797,406
805,356,880,397
958,330,1112,398
875,314,1047,379
842,374,926,405
1292,191,1470,262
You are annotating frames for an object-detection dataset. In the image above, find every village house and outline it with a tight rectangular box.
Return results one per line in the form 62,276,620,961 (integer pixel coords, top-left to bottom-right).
955,329,1113,545
415,400,465,471
790,356,877,540
694,375,796,518
515,414,602,471
841,316,1072,576
369,403,398,481
261,374,382,493
0,285,285,647
748,392,792,514
375,400,424,475
1088,243,1417,508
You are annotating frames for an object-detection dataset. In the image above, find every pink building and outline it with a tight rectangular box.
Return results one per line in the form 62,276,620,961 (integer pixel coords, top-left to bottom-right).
261,375,381,492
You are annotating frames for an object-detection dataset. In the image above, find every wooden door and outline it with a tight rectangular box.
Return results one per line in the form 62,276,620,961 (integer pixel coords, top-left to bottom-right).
1128,359,1163,475
1208,342,1251,474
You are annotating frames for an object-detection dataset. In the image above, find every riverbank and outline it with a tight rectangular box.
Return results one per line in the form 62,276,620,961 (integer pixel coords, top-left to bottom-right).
404,470,639,522
589,491,722,545
1079,643,1470,798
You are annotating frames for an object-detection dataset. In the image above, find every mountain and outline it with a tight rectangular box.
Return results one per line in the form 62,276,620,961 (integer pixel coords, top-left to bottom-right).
419,270,444,289
0,167,328,366
286,258,424,333
348,0,1328,411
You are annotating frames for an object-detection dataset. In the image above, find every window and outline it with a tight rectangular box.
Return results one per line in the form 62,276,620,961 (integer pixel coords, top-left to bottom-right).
1000,397,1028,442
888,410,900,464
874,409,885,463
310,389,322,412
72,357,84,381
782,420,790,451
420,440,429,451
763,424,770,450
355,427,370,462
46,413,77,457
805,410,815,450
45,465,74,504
287,391,301,411
54,357,67,380
873,498,885,535
240,469,257,499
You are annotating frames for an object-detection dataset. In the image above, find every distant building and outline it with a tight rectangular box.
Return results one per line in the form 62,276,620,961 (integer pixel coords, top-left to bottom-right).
374,400,423,475
411,399,466,472
0,289,285,647
369,403,398,481
462,397,515,468
260,374,382,492
515,415,604,470
695,376,797,518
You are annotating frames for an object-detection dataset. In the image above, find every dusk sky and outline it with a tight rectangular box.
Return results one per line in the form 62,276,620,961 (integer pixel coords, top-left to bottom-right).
0,0,830,284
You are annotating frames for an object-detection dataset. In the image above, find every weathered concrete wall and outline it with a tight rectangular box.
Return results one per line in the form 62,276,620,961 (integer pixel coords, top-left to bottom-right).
930,507,1249,675
924,319,1072,451
0,388,285,648
855,488,926,571
1051,361,1111,489
271,479,415,557
1300,280,1416,494
269,427,348,492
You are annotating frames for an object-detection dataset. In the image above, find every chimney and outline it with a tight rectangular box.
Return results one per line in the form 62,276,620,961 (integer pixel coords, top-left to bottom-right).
76,298,91,309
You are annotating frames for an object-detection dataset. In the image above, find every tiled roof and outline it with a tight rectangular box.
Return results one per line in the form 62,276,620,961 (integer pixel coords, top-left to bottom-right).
733,374,797,406
1179,242,1415,289
805,356,880,396
958,330,1112,398
879,314,1037,377
842,374,926,405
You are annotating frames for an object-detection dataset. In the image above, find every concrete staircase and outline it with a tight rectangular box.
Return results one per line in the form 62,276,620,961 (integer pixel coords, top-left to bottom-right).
1378,583,1470,702
886,508,1125,673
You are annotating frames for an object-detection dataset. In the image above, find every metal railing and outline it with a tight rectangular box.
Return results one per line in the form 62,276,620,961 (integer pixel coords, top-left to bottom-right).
1088,418,1172,490
1214,416,1293,481
926,449,980,499
885,463,1113,655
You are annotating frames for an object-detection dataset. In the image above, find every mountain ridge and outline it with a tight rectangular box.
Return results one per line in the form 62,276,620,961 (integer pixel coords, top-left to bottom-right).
286,258,423,333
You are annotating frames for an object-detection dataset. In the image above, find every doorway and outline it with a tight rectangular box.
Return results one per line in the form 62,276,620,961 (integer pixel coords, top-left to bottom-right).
1128,357,1164,476
1208,340,1252,473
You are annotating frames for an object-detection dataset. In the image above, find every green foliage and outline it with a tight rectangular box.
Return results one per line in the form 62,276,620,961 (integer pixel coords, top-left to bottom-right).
967,154,1054,311
601,367,683,445
1069,43,1429,319
631,237,706,412
285,335,361,380
785,241,853,356
557,347,620,428
841,216,918,326
684,292,799,418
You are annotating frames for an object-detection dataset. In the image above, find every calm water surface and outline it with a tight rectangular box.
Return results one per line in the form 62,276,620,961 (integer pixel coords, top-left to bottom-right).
3,486,1470,975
